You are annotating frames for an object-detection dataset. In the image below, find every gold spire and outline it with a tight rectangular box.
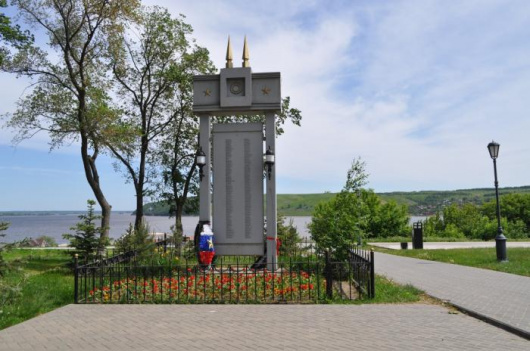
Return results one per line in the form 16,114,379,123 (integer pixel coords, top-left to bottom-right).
225,36,233,68
242,35,250,67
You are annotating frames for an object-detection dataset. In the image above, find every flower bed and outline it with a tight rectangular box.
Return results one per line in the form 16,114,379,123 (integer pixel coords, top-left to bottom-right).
84,268,325,303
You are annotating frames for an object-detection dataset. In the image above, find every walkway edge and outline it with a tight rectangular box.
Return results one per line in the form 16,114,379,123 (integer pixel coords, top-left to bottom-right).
438,299,530,341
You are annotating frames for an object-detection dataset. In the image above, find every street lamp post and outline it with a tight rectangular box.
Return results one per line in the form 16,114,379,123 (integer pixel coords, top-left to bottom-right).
487,141,507,262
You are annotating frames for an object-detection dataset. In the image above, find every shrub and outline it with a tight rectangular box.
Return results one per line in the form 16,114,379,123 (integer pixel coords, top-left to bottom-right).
62,200,103,263
277,214,304,257
114,220,153,260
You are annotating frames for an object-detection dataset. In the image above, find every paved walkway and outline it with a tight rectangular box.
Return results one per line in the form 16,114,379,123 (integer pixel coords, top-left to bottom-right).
0,304,528,350
370,241,530,250
375,252,530,339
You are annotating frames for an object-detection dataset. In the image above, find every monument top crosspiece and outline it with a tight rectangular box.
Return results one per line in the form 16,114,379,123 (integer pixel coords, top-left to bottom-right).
193,36,280,114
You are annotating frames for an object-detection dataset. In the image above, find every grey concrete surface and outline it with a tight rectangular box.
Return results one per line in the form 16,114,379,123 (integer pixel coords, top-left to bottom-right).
375,252,530,339
0,304,528,350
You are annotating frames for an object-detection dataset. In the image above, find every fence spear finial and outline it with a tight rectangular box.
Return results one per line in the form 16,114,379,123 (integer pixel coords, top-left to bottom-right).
226,35,233,68
242,35,250,67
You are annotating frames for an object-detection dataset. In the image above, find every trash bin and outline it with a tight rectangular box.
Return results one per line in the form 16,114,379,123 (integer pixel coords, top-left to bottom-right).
412,222,423,249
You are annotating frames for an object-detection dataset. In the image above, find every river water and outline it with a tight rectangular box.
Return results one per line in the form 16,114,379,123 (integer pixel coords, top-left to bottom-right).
0,213,313,244
0,213,426,244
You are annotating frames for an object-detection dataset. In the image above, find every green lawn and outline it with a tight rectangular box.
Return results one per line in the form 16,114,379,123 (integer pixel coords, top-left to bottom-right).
376,247,530,277
0,249,74,330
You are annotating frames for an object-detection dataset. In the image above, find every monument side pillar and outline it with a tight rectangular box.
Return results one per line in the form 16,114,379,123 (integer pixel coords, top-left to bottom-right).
265,112,277,271
199,114,211,223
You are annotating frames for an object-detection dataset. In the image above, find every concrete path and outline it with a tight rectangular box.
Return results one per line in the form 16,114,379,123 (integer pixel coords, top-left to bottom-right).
370,241,530,250
375,252,530,339
0,304,528,350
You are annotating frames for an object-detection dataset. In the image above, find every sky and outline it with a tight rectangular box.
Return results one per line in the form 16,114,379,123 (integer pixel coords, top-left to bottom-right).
1,0,530,211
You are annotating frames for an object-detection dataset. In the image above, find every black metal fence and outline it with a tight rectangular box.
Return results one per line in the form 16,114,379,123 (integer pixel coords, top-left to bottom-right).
74,239,375,303
348,246,375,298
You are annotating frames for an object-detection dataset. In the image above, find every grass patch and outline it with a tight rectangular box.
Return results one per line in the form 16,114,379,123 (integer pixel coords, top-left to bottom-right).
0,249,74,330
361,275,423,304
367,237,483,243
376,247,530,277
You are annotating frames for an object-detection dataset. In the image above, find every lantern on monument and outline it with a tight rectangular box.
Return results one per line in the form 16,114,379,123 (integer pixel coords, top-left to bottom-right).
265,146,275,180
196,147,206,181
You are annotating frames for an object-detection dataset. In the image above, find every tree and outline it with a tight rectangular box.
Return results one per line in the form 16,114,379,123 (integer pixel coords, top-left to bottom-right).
0,0,33,66
481,193,530,231
309,158,368,260
309,157,410,260
4,0,140,244
424,199,529,240
362,191,410,239
106,6,215,231
63,200,102,263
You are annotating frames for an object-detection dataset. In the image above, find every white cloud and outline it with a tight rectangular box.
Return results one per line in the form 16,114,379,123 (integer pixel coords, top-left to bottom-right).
3,0,530,205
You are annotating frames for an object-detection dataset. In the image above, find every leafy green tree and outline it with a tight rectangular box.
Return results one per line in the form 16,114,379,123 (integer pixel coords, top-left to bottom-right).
310,158,410,259
444,203,487,239
423,212,444,238
423,198,529,240
362,191,410,239
63,200,103,263
481,193,530,232
148,15,215,238
309,158,367,260
4,0,140,245
0,0,33,66
104,6,214,231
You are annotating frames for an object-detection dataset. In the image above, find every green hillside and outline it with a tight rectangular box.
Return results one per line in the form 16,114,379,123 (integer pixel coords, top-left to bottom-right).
378,186,530,215
140,186,530,217
277,193,337,216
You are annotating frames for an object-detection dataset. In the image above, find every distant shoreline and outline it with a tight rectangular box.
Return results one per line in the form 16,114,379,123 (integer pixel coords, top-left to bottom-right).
0,211,134,216
2,185,530,217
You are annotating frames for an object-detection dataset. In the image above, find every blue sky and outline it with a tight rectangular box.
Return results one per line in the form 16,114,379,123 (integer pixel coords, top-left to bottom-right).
1,0,530,210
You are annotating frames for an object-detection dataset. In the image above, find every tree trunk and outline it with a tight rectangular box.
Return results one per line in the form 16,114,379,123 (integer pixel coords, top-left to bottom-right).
80,130,111,246
134,133,148,231
100,201,111,246
135,188,144,230
174,201,184,257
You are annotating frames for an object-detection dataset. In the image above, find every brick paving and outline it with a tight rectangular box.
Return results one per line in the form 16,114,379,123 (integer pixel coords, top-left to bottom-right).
375,252,530,339
0,304,528,350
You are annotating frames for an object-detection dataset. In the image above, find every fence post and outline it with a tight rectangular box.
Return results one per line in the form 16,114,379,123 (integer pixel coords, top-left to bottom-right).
164,233,167,254
325,250,333,299
74,254,79,304
370,249,375,298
